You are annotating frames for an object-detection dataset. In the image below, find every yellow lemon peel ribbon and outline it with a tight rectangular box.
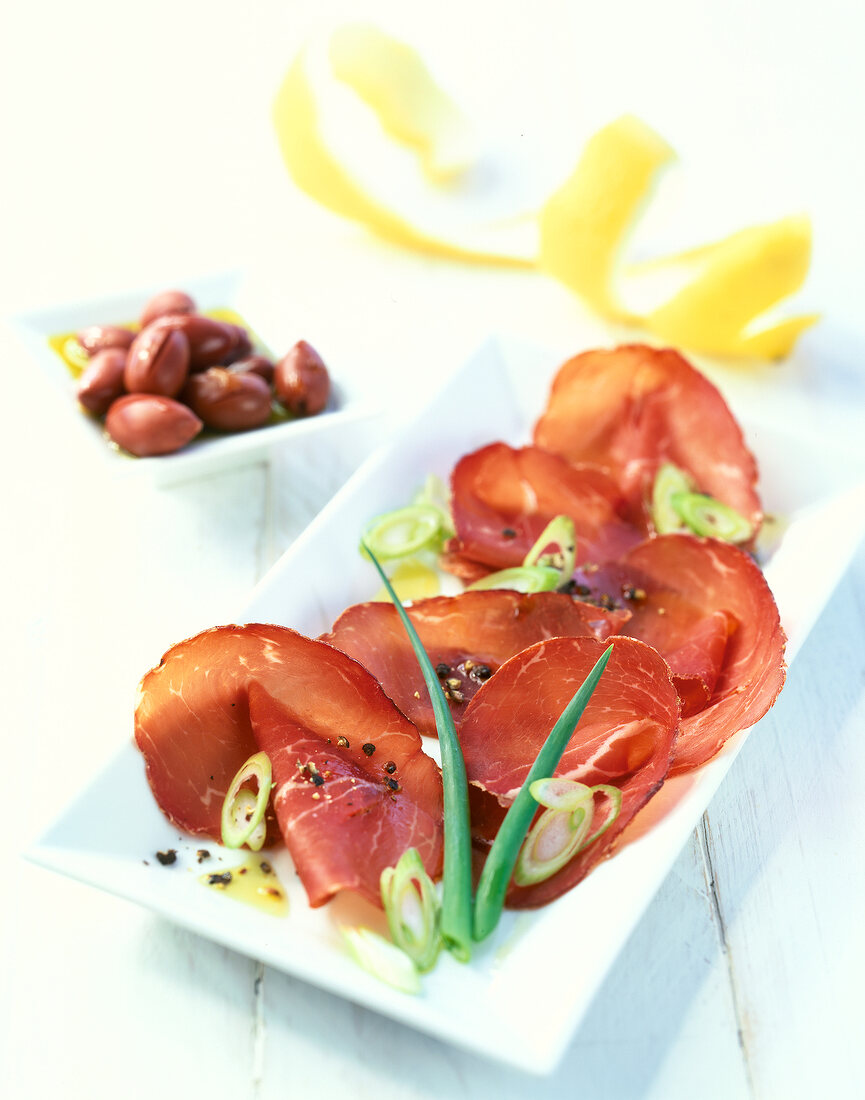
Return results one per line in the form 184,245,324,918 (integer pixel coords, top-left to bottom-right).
329,23,474,183
273,47,532,268
273,31,817,360
537,115,676,323
639,216,818,358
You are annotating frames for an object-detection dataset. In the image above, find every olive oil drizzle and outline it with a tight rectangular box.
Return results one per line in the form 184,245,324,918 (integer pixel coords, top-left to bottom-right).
200,857,289,916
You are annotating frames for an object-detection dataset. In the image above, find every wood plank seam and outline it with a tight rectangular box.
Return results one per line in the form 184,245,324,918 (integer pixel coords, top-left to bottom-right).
698,814,756,1099
253,962,266,1095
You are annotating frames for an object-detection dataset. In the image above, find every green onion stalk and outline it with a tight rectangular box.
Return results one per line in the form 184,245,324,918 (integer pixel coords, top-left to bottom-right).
472,644,614,942
362,541,474,963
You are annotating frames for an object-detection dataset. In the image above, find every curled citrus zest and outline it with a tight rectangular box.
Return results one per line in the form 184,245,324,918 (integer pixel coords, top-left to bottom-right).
273,30,816,360
642,216,818,358
537,115,676,321
272,48,532,268
329,24,474,182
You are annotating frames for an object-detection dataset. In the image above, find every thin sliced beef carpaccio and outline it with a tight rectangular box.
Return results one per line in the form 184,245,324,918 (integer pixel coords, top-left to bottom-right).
533,345,762,534
459,635,680,908
134,624,443,855
575,534,785,771
574,561,733,717
447,442,642,577
321,590,630,737
247,683,442,908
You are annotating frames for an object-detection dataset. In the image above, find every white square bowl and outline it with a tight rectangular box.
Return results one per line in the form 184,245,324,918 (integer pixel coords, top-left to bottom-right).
7,270,380,486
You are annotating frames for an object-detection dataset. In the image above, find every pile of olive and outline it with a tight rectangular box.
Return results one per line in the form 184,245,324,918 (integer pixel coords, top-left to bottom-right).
74,289,331,457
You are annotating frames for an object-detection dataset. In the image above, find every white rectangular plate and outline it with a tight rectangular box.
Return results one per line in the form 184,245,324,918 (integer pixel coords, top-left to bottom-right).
7,270,379,486
27,337,865,1072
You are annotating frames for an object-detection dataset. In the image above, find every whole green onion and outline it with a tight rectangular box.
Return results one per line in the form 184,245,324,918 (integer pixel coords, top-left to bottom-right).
472,644,614,942
362,542,474,962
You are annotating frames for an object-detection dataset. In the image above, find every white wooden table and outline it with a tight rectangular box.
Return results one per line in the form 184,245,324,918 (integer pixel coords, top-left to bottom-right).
2,3,864,1097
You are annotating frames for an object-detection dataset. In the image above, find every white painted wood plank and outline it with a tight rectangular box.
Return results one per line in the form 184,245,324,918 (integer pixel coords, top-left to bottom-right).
704,543,865,1099
254,830,748,1100
1,355,271,1099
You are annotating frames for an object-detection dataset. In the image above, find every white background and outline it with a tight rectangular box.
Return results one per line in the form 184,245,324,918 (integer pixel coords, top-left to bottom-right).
2,2,864,1098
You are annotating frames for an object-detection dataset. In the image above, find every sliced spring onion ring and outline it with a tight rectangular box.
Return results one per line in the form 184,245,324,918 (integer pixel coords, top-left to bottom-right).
514,781,622,887
380,847,442,973
578,784,623,851
341,926,421,994
220,751,272,852
514,803,592,886
360,504,444,561
671,491,754,543
522,515,577,580
412,474,454,539
467,565,561,594
651,462,694,535
363,542,474,963
528,776,594,812
472,644,614,942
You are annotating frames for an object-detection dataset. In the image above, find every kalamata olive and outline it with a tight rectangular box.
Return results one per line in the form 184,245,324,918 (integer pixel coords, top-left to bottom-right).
182,368,272,431
227,354,275,385
105,394,202,456
150,313,240,369
125,324,190,397
220,324,254,365
274,340,330,417
77,348,127,415
77,324,136,356
140,290,196,328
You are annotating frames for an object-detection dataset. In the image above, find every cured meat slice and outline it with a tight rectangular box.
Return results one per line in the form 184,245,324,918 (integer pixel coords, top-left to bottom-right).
247,683,443,908
134,624,443,851
321,590,630,737
448,442,642,575
574,534,785,771
573,562,732,717
533,344,762,533
459,635,679,908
